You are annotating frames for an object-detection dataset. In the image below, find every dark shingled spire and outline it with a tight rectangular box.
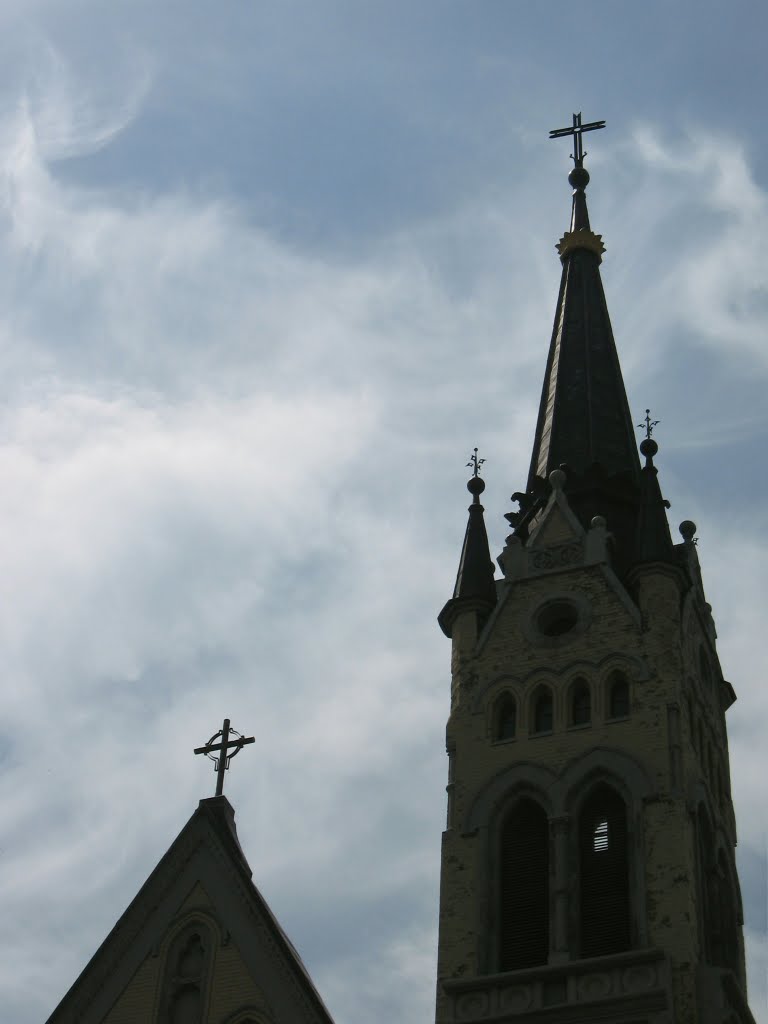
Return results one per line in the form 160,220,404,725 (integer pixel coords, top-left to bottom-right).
439,467,497,638
527,163,641,492
635,436,674,564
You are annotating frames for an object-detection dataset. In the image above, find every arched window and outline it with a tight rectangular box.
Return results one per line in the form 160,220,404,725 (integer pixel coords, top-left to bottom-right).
499,799,549,971
159,922,213,1024
533,687,553,734
607,672,629,719
493,694,517,741
579,786,631,958
570,678,591,726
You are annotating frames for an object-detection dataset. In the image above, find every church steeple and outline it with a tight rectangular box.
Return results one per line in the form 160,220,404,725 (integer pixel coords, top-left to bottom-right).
435,118,755,1024
438,450,496,639
522,125,641,565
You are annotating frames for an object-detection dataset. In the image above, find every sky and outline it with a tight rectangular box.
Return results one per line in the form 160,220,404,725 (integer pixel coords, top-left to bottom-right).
0,1,766,1021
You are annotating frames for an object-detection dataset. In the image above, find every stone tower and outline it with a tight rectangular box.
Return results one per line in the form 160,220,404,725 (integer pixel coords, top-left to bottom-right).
435,138,755,1024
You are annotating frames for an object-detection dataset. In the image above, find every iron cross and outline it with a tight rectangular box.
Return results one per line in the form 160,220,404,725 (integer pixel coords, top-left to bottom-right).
637,409,660,440
467,447,485,477
194,718,255,797
549,112,606,168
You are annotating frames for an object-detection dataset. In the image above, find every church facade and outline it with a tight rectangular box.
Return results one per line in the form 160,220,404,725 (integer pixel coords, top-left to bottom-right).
435,129,755,1024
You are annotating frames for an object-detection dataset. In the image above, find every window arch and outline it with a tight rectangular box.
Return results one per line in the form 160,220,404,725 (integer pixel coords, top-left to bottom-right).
607,671,629,719
579,785,631,958
570,678,591,726
493,693,517,742
499,799,549,971
158,921,213,1024
532,687,553,734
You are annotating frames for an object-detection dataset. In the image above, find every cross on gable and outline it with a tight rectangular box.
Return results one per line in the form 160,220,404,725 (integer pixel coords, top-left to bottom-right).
549,112,606,168
194,718,255,797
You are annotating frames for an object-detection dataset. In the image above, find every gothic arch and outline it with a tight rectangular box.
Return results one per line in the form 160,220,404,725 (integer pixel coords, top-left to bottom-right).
156,916,216,1024
568,676,591,726
495,796,550,972
577,783,631,958
490,691,517,742
530,684,554,734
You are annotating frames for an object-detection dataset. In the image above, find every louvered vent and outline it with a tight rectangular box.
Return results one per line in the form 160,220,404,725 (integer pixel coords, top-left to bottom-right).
499,800,549,971
579,787,630,958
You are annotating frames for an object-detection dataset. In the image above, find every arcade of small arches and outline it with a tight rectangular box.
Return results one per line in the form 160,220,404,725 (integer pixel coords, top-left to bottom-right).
489,669,630,743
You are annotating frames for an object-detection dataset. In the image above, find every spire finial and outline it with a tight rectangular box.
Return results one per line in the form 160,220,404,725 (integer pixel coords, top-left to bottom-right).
637,409,660,465
637,408,659,440
194,718,255,797
466,448,486,503
549,112,606,172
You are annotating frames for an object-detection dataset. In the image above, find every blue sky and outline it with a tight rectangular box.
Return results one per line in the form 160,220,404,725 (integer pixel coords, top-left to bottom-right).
0,2,766,1022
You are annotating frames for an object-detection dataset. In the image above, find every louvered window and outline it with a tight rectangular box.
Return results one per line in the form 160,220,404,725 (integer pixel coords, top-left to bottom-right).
579,786,630,958
494,695,517,741
608,672,629,718
533,689,553,733
571,679,591,725
499,800,549,971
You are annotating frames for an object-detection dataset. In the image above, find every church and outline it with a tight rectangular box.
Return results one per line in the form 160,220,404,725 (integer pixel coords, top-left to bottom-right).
45,117,756,1024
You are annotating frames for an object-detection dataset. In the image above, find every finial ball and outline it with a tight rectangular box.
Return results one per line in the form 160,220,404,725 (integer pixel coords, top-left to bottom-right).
591,515,607,530
549,468,566,491
679,520,697,542
640,437,658,459
568,165,590,190
467,475,485,497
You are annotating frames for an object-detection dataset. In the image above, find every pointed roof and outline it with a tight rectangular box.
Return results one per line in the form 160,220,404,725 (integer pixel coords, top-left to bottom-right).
46,796,336,1024
635,437,674,564
439,473,497,637
527,164,641,492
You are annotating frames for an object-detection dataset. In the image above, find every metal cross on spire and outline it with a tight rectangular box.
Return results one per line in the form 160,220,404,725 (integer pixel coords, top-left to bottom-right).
637,409,660,440
194,718,255,797
466,447,485,478
549,112,606,168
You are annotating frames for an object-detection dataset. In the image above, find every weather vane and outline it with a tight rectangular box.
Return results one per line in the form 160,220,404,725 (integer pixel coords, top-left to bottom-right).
466,447,485,478
637,409,660,440
194,718,255,797
549,112,606,168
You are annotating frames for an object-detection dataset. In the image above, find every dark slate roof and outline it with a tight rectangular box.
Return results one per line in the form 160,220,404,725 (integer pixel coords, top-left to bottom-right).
439,479,497,637
527,181,641,492
634,438,674,565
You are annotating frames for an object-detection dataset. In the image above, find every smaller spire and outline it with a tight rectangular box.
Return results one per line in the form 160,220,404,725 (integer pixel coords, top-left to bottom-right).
634,420,674,565
438,451,497,638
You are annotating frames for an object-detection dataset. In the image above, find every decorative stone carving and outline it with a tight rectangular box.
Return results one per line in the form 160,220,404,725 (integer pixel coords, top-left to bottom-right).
456,990,489,1019
531,542,582,571
622,963,657,992
499,985,533,1012
577,972,612,1000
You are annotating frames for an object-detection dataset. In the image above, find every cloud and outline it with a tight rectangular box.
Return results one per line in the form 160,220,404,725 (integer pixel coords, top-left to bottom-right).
0,38,765,1024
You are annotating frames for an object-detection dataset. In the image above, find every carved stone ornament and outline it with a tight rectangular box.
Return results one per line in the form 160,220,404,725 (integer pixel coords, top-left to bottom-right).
556,229,606,261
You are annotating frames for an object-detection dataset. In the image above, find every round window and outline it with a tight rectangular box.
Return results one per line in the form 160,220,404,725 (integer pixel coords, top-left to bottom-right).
536,600,579,637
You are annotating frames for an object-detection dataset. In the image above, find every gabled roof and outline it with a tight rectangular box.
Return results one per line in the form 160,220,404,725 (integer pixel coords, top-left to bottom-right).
46,796,336,1024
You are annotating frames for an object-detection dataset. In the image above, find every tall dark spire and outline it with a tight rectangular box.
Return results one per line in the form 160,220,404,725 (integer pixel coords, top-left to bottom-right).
528,120,640,491
438,452,497,638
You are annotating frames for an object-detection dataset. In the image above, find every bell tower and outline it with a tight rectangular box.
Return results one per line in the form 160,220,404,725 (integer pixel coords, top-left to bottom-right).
435,118,755,1024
